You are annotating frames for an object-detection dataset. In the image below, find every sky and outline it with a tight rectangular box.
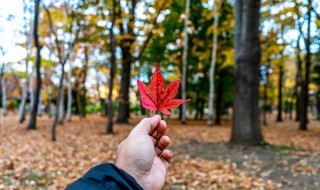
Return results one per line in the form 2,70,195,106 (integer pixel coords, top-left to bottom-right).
0,0,26,64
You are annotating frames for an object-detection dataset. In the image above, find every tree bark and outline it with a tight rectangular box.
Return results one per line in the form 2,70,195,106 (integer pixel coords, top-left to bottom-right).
208,0,219,126
299,0,312,130
262,75,268,126
79,47,89,118
52,64,65,141
27,0,41,130
295,36,302,121
181,0,190,124
29,69,34,111
317,90,320,120
66,60,73,122
231,0,264,145
277,65,283,122
48,81,52,118
19,1,32,123
194,92,200,120
58,87,64,124
107,0,117,134
19,80,28,122
215,75,223,125
116,0,136,124
37,87,44,116
116,45,132,123
1,78,7,116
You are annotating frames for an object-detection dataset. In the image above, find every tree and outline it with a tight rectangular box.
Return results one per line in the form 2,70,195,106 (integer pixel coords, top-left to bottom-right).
207,0,219,126
44,1,79,140
231,0,264,145
106,0,117,134
181,0,190,124
18,0,33,123
26,0,41,130
299,0,312,130
116,0,169,123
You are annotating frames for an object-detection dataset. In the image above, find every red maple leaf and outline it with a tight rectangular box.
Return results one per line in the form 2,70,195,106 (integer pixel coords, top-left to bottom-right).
137,64,190,115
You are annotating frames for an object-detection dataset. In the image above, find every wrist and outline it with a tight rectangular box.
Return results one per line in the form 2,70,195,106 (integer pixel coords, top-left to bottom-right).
115,160,143,188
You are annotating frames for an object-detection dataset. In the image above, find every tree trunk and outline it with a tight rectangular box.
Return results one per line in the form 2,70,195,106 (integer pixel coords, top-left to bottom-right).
80,47,89,118
107,0,117,134
231,0,264,145
52,64,65,141
116,45,131,123
58,87,64,124
29,69,34,110
215,75,223,125
208,0,219,126
181,0,190,124
194,92,200,120
19,0,32,123
37,87,44,116
299,0,311,130
317,90,320,120
66,60,73,122
289,92,294,120
19,80,28,122
200,99,204,120
95,72,104,116
262,76,268,126
73,89,80,114
116,0,137,124
26,0,41,130
277,65,283,122
1,78,7,116
48,81,52,118
295,37,302,121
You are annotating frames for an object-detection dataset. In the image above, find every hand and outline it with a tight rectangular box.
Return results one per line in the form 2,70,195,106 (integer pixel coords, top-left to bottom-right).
115,115,173,190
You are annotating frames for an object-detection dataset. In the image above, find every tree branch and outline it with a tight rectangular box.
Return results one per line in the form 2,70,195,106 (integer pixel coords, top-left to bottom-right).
132,1,167,62
43,6,63,63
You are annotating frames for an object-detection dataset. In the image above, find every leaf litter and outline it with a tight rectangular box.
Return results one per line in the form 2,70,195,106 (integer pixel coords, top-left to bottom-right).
0,114,319,189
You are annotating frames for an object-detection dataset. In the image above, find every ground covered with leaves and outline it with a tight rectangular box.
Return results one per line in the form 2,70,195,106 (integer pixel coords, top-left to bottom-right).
0,114,319,190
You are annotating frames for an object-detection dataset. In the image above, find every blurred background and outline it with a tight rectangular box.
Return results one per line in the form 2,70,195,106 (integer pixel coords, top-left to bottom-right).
0,0,319,189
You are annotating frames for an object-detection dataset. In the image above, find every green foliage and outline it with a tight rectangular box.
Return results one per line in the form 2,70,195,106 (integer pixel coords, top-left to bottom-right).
7,100,19,108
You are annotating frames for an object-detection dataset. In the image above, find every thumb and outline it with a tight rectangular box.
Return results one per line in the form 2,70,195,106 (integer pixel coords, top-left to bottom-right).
133,115,161,135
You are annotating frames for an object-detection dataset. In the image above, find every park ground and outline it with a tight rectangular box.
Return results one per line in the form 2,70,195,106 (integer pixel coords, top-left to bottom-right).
0,114,319,190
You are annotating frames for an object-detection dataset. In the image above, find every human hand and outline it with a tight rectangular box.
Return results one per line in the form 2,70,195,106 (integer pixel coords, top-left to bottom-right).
115,115,173,190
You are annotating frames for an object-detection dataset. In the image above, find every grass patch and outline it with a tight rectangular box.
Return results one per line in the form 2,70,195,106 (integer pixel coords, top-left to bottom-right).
268,145,293,154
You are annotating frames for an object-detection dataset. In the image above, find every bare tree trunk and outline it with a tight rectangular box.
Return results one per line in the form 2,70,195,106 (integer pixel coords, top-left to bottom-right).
208,0,219,126
29,69,34,111
295,36,302,121
116,0,136,124
19,80,28,122
181,0,190,124
215,75,223,125
116,46,132,123
27,0,41,130
48,81,52,118
277,65,283,122
66,60,73,122
1,78,7,116
299,0,312,130
19,0,32,123
58,86,64,124
262,77,268,126
231,0,264,145
317,90,320,120
107,0,117,134
37,87,44,116
52,65,65,141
